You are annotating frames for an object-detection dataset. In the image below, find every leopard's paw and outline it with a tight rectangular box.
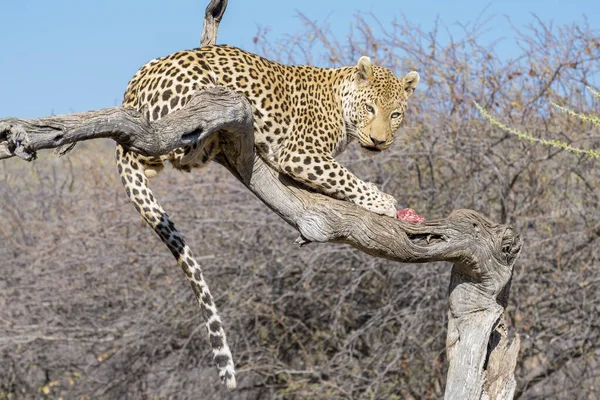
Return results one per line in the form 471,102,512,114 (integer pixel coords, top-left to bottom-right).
362,186,398,217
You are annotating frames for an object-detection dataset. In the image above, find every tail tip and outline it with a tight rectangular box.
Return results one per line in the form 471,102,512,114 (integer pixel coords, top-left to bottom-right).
223,371,237,390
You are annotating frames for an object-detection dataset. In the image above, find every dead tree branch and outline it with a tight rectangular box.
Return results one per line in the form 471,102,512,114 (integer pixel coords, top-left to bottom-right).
201,0,228,46
0,88,252,163
0,0,521,398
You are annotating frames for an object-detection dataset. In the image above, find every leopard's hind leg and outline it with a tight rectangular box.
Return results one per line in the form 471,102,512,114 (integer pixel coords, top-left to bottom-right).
115,144,236,389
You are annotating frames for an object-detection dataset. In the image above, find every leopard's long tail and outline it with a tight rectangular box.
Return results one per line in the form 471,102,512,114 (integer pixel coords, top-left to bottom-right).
115,144,236,389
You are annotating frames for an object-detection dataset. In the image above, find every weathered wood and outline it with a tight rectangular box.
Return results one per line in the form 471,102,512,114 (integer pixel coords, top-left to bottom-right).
0,88,252,162
201,0,228,46
444,222,521,400
483,323,520,399
0,0,521,396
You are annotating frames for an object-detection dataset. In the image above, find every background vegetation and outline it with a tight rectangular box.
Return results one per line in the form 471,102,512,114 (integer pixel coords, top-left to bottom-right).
1,12,599,400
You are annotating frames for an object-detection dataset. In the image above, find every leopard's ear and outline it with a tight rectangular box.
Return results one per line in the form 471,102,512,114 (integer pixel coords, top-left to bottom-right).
403,71,420,96
356,56,373,83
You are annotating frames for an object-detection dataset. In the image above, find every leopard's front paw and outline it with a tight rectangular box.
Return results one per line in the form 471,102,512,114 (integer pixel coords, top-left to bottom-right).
360,183,398,217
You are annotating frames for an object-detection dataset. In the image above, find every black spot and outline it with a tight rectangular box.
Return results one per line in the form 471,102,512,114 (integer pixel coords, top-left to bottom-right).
193,269,203,282
210,334,224,349
209,320,222,333
180,260,192,276
160,105,169,118
190,281,201,297
202,294,213,306
214,355,230,368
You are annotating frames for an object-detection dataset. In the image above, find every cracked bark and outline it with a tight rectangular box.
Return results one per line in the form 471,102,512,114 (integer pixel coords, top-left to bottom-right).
0,0,521,398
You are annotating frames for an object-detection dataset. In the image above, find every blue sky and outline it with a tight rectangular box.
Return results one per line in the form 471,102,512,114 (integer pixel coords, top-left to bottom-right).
0,0,597,118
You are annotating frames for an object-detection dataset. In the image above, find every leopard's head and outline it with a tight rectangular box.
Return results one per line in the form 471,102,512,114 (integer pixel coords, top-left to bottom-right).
346,57,419,152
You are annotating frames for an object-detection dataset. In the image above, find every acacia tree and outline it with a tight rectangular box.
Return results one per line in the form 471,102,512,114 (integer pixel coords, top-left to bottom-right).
0,1,523,398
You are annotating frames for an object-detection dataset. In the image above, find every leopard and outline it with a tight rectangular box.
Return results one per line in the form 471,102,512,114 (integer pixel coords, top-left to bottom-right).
116,44,419,389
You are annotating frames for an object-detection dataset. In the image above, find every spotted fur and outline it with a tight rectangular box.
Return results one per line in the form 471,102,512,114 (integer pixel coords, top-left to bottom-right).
118,45,419,388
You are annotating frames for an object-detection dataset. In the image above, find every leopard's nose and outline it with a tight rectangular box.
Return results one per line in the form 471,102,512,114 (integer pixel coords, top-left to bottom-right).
369,136,386,147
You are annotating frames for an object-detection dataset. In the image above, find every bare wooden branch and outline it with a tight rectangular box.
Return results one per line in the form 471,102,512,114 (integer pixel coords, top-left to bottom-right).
201,0,228,46
0,87,252,162
0,0,521,396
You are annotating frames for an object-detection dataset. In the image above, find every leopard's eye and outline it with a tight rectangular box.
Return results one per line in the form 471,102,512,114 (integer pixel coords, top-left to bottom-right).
365,104,375,114
391,112,402,119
